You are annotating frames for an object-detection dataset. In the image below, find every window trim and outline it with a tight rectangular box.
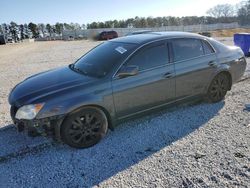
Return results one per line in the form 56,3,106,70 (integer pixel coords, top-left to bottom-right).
113,39,170,79
138,62,174,74
201,40,215,55
169,38,216,64
170,38,205,62
112,37,217,79
125,42,169,72
203,39,217,53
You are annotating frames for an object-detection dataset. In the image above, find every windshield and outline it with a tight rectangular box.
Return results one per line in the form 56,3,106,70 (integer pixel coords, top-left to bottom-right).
72,41,137,77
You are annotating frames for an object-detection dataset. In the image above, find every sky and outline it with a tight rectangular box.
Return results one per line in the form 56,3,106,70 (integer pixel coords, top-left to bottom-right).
0,0,242,25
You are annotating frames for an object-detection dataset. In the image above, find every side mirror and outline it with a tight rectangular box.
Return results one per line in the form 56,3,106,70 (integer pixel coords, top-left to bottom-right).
117,65,139,78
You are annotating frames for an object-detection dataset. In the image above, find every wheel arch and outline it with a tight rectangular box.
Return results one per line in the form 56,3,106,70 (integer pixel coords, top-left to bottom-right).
205,70,232,102
206,69,233,93
55,104,114,141
66,104,113,128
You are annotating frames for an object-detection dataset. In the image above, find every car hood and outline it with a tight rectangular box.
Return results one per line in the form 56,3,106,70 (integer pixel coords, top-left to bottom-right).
9,66,96,106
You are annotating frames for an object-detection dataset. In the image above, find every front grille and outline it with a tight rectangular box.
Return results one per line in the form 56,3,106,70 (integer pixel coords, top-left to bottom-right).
10,105,18,121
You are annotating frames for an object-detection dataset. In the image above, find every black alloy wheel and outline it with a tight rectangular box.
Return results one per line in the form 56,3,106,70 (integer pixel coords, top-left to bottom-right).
61,107,108,148
207,73,230,103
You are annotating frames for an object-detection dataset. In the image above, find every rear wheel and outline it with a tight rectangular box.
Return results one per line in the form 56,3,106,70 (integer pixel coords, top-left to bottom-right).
207,73,230,103
61,106,108,148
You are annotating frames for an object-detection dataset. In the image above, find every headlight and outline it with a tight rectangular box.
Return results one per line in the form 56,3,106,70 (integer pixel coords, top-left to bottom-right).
15,103,45,120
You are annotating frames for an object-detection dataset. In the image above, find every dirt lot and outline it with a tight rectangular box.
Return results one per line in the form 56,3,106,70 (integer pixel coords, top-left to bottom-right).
0,39,249,187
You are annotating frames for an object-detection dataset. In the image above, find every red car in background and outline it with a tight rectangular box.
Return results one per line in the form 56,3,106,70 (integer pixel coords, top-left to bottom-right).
98,31,118,40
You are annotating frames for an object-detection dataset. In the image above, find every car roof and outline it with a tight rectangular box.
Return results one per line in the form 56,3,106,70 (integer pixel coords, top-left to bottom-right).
131,30,152,34
111,31,205,45
101,30,117,33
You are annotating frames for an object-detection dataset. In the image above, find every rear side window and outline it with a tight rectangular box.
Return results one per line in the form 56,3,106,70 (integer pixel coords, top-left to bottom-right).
172,38,204,62
202,40,215,54
126,42,169,71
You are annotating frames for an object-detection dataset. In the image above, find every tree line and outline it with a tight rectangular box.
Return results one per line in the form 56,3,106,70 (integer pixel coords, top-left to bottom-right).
87,1,250,28
0,1,249,41
0,22,85,41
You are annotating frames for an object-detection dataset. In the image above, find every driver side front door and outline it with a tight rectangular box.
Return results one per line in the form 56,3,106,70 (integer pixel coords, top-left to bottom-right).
111,40,175,119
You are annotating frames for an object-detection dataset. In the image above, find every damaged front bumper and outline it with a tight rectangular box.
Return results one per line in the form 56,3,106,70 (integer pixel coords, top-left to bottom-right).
11,105,65,140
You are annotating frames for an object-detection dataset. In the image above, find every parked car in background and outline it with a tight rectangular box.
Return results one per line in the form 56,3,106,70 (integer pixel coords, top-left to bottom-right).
98,31,118,40
198,32,212,37
126,30,152,36
0,34,6,45
9,32,247,148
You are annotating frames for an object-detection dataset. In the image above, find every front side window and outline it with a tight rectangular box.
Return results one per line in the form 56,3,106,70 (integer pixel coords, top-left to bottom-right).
73,41,136,77
172,38,204,62
126,42,169,71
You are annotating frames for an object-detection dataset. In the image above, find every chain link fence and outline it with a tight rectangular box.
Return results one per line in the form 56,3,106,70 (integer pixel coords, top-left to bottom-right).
62,22,240,40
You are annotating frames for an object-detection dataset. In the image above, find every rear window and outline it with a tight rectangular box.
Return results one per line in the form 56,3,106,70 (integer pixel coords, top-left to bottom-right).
172,38,204,62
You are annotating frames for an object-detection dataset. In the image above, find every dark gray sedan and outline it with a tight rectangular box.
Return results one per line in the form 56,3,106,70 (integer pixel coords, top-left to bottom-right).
9,32,247,148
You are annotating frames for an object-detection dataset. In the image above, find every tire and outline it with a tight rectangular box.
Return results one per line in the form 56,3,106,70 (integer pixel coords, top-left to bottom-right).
206,73,230,103
61,106,108,148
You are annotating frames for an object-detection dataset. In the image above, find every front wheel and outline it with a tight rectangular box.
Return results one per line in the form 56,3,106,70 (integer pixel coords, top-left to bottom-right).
61,107,108,148
206,73,230,103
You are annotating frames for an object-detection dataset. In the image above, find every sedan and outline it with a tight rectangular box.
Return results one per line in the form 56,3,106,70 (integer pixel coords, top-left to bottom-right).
9,32,247,148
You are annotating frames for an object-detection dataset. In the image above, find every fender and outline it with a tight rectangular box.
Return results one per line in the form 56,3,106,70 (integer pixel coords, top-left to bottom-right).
37,93,115,117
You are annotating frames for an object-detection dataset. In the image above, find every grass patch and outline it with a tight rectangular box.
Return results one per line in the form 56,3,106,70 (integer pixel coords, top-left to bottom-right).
210,28,250,37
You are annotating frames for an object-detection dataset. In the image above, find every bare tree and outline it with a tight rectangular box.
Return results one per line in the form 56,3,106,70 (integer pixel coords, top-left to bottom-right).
237,0,250,25
207,4,235,18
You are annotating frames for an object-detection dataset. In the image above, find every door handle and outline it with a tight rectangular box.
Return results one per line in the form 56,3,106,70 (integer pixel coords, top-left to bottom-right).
208,61,217,67
164,72,174,78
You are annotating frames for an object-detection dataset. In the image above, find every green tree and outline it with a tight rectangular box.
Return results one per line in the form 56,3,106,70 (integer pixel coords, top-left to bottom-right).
28,22,38,38
46,24,52,36
146,17,155,27
10,21,18,41
23,24,30,38
69,23,81,30
19,24,24,40
0,25,3,34
55,22,63,34
113,20,119,28
63,23,73,30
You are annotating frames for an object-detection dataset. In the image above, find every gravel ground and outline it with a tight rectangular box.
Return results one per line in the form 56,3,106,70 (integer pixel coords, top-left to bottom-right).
0,38,249,187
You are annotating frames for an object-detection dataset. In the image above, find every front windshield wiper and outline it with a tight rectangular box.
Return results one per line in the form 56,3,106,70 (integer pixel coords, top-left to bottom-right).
69,64,88,76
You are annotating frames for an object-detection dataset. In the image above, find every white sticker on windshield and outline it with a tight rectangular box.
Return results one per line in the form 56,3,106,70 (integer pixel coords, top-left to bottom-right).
115,46,127,54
